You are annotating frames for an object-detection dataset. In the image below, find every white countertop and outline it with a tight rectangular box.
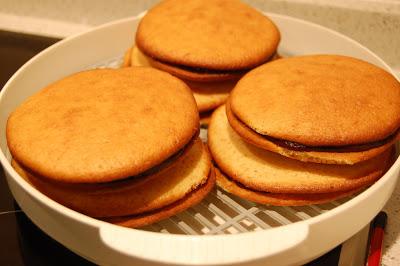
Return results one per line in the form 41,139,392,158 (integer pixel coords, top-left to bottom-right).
0,1,399,265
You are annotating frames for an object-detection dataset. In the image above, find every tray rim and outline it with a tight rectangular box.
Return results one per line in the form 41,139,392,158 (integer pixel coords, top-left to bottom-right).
0,11,399,266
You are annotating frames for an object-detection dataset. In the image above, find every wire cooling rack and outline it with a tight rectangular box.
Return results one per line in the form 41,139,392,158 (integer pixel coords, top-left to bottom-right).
141,187,349,235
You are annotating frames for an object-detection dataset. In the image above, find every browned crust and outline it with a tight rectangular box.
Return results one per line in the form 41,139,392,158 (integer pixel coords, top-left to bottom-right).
208,106,396,194
215,167,365,206
11,138,212,218
124,46,234,112
105,167,216,228
7,68,200,183
185,79,239,92
228,55,400,147
146,52,279,82
171,79,229,112
127,46,280,83
226,101,399,165
126,44,242,81
13,133,199,192
195,92,228,113
135,0,280,71
189,79,236,112
147,56,244,82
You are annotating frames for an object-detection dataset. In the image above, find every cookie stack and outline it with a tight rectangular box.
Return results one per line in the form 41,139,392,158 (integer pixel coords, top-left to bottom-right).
7,67,215,227
208,55,400,205
124,0,280,124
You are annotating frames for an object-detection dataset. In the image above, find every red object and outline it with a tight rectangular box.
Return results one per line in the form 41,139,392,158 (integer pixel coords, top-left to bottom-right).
367,212,387,266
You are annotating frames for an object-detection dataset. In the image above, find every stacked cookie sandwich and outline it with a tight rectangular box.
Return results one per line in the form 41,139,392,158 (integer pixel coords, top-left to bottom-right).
208,55,400,205
7,67,215,227
124,0,280,124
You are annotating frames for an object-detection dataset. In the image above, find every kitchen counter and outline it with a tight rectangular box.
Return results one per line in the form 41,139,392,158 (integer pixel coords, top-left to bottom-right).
0,1,399,265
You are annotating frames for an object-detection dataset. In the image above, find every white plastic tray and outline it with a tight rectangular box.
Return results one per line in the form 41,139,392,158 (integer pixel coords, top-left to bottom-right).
0,12,399,266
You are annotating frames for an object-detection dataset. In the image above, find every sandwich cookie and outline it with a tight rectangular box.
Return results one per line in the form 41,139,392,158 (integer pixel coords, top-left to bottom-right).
124,46,235,115
228,55,400,164
131,0,280,114
106,166,216,228
7,67,214,227
7,67,199,183
215,168,364,206
208,106,394,204
12,139,214,224
135,0,280,74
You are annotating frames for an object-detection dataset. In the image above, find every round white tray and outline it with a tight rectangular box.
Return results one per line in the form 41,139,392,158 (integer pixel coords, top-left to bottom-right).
0,12,399,266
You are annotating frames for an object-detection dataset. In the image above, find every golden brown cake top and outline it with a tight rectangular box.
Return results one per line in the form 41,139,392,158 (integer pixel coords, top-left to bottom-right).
229,55,400,146
136,0,280,71
7,67,199,183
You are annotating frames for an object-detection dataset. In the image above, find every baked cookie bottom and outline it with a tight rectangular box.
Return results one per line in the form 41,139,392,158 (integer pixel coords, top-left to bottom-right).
215,167,364,206
208,106,394,194
105,167,215,228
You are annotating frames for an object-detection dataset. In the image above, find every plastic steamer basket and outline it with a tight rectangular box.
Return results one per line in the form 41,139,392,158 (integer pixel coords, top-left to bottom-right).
0,12,399,266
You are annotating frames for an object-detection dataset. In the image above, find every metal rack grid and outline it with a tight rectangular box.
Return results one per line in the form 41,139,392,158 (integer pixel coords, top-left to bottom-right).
140,186,348,235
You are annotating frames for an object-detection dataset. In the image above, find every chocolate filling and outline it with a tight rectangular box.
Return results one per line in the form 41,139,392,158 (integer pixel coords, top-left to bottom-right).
267,133,397,152
15,130,200,189
83,130,201,187
216,167,364,200
103,168,214,227
153,58,248,74
141,49,277,75
231,110,398,153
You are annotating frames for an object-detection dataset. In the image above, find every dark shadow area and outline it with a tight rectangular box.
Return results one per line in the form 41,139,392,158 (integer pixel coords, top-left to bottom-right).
0,30,60,88
15,209,94,266
304,245,342,266
0,31,60,210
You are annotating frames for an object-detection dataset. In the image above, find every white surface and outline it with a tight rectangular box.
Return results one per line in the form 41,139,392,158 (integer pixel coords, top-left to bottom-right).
0,13,399,265
0,13,90,38
280,0,400,13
